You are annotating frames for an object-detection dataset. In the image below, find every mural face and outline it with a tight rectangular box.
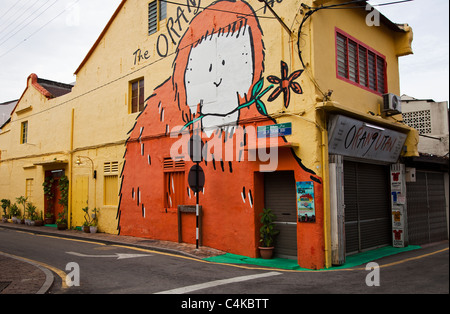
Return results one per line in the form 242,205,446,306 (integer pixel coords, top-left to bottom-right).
185,24,254,135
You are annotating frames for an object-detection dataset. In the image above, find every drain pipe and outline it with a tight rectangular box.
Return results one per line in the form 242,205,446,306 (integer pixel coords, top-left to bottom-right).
272,111,332,268
68,108,74,229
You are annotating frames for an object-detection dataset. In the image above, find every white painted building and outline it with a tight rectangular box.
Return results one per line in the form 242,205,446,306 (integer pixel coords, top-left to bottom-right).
401,94,449,243
401,95,449,157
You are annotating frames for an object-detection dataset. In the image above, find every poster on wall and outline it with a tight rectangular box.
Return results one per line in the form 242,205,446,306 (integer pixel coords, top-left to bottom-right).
296,181,315,222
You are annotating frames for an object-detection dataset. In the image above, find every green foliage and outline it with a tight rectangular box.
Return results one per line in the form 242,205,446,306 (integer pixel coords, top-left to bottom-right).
42,177,55,201
82,206,100,227
56,208,68,225
26,202,38,221
16,196,28,218
10,203,20,218
58,176,69,210
1,199,11,217
259,208,279,248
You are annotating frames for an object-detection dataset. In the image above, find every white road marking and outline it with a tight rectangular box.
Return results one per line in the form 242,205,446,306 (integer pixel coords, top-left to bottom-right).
154,271,282,294
66,252,152,260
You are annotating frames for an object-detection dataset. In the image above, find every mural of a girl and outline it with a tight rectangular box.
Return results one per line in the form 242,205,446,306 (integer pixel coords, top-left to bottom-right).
119,0,324,266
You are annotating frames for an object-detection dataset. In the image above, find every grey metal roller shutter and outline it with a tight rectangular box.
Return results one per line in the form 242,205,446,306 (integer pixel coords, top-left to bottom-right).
344,161,391,254
264,171,297,258
406,171,448,244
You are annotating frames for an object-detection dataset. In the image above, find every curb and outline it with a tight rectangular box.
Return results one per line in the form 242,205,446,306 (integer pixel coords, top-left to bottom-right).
0,251,54,294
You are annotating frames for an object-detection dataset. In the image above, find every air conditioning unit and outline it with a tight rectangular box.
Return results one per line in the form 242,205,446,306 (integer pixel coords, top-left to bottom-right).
382,93,402,115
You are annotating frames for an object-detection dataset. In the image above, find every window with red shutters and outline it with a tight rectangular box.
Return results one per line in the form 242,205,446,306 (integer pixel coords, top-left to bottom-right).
335,28,387,95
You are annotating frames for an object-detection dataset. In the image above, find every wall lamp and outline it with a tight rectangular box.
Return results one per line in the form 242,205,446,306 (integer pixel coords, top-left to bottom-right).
75,156,97,179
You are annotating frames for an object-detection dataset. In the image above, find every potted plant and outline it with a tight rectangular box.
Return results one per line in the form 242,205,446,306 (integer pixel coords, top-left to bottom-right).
44,212,54,225
10,203,20,223
258,208,279,259
16,196,28,224
29,205,44,227
25,202,36,226
81,206,91,233
34,211,44,227
56,209,68,230
1,199,10,222
89,208,100,233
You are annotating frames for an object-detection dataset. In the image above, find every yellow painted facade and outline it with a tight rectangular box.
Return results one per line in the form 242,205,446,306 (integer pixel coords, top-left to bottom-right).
0,0,416,267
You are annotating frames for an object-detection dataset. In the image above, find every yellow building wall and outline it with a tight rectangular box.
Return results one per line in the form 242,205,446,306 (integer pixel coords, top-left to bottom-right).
0,0,415,238
310,0,412,112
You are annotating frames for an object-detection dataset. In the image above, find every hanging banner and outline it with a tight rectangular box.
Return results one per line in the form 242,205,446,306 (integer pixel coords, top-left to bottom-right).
296,181,316,222
328,115,407,163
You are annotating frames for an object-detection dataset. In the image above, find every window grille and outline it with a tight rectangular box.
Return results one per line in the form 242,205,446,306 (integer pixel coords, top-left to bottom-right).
163,157,185,209
148,1,167,35
402,110,432,134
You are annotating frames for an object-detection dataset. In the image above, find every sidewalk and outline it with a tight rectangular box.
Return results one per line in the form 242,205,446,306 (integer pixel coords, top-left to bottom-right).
0,221,226,294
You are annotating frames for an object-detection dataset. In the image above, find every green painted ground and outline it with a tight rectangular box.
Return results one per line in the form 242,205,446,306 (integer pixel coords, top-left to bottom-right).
204,245,422,271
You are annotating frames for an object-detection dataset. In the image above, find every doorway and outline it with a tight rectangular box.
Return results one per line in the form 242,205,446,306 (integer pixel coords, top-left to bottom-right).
343,161,391,254
44,169,66,223
264,171,298,259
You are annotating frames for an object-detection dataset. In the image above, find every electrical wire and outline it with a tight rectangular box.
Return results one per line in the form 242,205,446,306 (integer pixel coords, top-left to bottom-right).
5,5,266,123
0,0,41,41
316,0,414,10
0,0,55,46
160,0,277,19
0,0,28,32
0,0,24,21
2,0,416,120
0,0,76,58
296,0,414,99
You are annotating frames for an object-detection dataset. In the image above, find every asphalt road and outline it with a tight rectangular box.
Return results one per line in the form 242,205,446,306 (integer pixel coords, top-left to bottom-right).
0,227,448,300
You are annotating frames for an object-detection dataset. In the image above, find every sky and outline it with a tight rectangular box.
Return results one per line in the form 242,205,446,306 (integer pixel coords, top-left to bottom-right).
0,0,448,105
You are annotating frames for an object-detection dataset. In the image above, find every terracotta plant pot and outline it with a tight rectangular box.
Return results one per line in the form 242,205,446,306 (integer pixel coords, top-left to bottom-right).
259,247,274,259
83,226,90,233
57,223,67,230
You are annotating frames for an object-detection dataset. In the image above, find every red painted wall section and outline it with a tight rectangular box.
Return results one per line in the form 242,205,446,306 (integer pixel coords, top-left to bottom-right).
118,0,325,269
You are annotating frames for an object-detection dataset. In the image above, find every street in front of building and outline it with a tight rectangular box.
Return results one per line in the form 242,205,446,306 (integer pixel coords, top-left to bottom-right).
0,225,448,298
0,2,448,301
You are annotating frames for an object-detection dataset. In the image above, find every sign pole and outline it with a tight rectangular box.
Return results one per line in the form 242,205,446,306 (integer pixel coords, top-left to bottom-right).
190,129,203,250
196,161,199,250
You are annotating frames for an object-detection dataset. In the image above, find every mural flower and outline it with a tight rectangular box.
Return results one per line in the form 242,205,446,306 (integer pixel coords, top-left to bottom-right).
267,61,304,109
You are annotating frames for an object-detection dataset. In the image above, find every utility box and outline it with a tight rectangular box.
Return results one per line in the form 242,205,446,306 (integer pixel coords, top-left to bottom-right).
405,167,416,182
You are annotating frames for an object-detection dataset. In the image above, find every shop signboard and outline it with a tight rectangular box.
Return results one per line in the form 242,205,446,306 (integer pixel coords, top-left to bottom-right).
328,115,407,163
